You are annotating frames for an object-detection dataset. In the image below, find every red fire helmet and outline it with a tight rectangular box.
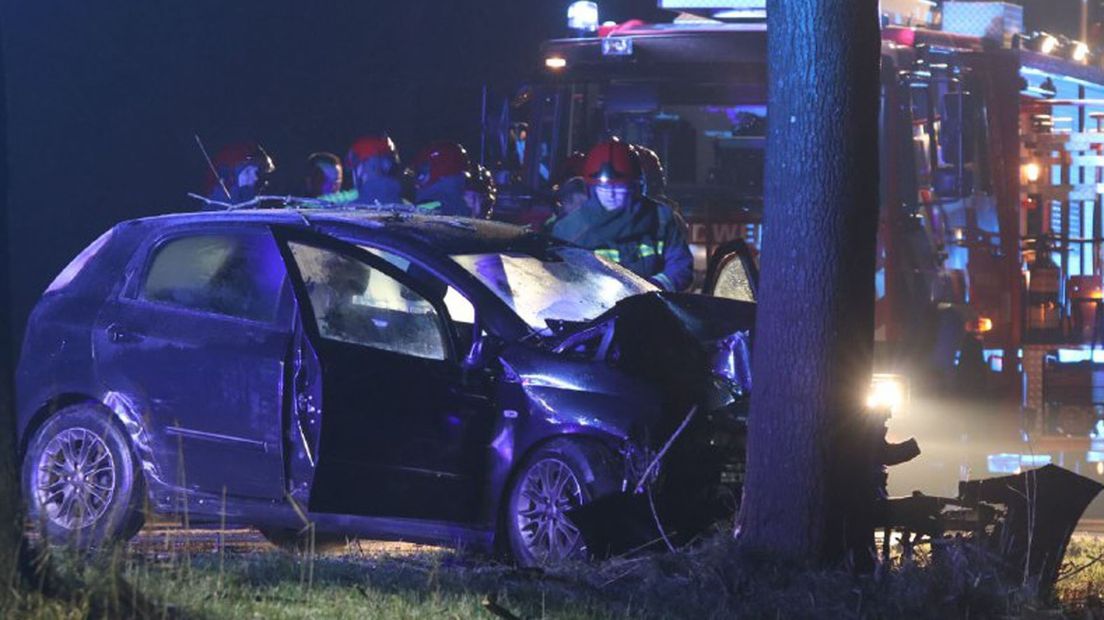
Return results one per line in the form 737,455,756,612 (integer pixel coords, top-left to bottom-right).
582,138,640,187
346,135,399,168
206,141,274,194
411,141,471,188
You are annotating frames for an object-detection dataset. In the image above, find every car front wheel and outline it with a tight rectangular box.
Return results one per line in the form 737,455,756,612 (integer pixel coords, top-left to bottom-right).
23,404,145,547
504,439,617,566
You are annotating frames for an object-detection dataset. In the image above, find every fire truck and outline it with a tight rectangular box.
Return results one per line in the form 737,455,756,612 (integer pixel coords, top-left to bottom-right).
482,0,1104,435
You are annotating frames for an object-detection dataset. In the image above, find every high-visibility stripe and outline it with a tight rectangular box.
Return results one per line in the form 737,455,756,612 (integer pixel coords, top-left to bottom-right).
319,188,359,204
418,201,442,211
638,243,656,258
595,248,621,262
657,241,665,255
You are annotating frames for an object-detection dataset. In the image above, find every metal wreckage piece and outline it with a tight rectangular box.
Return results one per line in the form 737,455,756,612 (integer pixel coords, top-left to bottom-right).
561,298,1101,595
883,463,1103,596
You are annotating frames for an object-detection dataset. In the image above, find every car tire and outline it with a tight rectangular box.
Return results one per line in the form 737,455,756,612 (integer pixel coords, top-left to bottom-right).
504,438,619,567
22,403,145,548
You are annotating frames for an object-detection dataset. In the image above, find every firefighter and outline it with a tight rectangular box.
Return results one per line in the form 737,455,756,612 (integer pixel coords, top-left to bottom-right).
633,145,679,213
463,163,497,218
345,135,406,206
554,177,588,218
304,152,343,198
411,141,472,216
204,141,275,207
541,152,590,230
551,138,693,292
557,150,587,186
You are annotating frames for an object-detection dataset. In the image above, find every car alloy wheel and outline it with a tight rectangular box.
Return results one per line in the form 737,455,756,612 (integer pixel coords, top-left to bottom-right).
34,427,117,530
513,457,585,564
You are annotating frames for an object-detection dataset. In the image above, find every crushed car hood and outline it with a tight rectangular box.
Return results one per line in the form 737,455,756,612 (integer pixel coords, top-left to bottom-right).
604,291,756,353
583,292,755,402
541,292,755,438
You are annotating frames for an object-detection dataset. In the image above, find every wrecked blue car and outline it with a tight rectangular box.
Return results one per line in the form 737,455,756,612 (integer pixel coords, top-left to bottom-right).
17,209,752,564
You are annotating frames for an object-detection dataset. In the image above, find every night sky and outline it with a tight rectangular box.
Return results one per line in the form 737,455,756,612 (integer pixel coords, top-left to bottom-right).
0,0,666,342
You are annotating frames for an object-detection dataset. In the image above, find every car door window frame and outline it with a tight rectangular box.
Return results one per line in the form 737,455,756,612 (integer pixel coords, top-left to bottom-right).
273,227,460,362
122,224,292,327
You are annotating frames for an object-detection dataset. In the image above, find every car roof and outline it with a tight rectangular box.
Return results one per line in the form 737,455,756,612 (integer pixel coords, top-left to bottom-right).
128,207,553,256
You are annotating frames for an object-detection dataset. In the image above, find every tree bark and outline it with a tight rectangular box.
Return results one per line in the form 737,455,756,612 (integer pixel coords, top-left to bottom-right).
736,0,882,564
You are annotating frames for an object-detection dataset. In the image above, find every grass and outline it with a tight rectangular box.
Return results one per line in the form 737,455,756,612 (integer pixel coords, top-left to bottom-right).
4,529,1104,619
1055,535,1104,615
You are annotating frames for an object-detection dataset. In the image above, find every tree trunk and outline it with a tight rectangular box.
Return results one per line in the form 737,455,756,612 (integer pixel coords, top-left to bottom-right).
736,0,882,564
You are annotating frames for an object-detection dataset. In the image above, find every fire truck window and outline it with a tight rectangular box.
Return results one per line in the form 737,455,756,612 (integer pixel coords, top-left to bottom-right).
605,101,766,199
526,90,565,189
561,80,766,217
939,92,974,168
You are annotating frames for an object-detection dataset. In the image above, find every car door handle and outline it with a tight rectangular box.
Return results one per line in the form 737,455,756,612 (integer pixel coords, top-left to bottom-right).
106,324,143,344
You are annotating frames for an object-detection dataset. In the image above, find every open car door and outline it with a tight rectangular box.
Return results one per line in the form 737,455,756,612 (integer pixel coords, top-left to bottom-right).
703,239,759,302
275,229,495,524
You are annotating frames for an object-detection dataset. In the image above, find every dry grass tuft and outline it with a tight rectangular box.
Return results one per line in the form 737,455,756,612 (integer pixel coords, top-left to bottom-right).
3,529,1102,619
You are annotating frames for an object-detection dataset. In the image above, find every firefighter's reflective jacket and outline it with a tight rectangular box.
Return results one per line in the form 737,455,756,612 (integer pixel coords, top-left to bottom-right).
550,196,694,292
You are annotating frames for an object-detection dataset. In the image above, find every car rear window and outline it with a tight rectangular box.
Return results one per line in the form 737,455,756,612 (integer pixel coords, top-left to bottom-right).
140,233,285,323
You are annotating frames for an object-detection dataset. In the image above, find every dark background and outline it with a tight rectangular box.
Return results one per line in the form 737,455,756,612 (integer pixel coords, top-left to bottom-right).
0,0,668,343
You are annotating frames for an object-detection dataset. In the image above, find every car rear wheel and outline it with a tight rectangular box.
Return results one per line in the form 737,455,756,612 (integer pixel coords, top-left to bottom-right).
23,404,145,547
504,439,618,567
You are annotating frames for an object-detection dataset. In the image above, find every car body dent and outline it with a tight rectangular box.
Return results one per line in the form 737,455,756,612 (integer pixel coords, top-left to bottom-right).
101,389,164,487
503,345,660,440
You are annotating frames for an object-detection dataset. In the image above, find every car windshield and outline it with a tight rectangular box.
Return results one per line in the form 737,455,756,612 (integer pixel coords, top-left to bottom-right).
452,248,656,330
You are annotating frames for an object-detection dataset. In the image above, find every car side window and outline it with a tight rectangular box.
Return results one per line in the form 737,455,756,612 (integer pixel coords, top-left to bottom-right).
140,233,285,322
361,245,476,325
288,242,447,361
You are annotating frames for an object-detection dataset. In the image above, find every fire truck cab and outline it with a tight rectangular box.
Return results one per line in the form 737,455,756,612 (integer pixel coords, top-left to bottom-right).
487,1,1104,435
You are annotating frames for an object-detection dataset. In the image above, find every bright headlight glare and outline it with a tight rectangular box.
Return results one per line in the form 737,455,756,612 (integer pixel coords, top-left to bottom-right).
1040,35,1059,55
866,375,905,413
1074,42,1090,63
1023,162,1041,183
